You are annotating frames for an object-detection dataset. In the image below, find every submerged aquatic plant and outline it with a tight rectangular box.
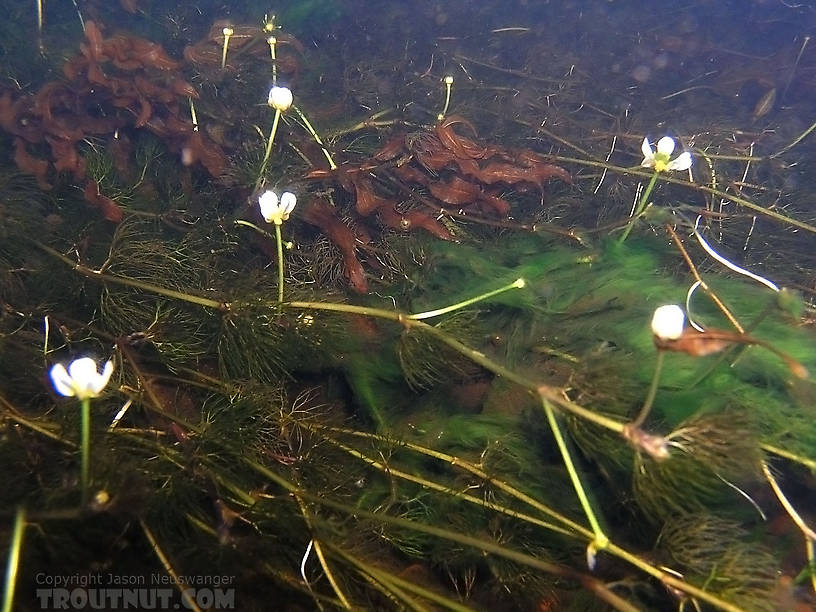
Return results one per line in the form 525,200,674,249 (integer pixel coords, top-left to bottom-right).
257,86,294,189
658,514,780,610
640,136,692,174
258,189,297,304
49,357,114,505
619,136,692,243
437,74,455,121
220,26,234,70
3,5,816,610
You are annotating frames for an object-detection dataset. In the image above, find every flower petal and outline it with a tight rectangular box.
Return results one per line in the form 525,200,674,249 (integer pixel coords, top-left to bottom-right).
68,358,99,398
656,136,676,156
68,358,98,384
667,151,692,172
90,360,114,395
280,192,297,217
258,190,280,223
49,363,77,397
641,137,653,161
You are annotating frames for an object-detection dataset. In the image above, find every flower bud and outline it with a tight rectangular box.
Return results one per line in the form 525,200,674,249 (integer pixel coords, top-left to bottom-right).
268,86,293,112
651,304,685,341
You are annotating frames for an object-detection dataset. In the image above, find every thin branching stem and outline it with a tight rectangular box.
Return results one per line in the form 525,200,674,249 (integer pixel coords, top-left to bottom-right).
319,434,578,538
762,461,816,542
552,155,816,235
293,495,352,609
311,424,586,536
324,542,476,612
761,444,816,471
240,452,742,611
275,223,285,305
140,520,203,612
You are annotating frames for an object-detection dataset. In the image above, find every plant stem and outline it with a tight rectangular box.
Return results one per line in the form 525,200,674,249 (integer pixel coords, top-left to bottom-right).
762,461,816,541
131,431,743,612
292,106,337,170
619,171,659,243
1,507,26,612
293,496,352,609
235,219,276,241
631,350,664,428
312,424,587,536
80,397,91,506
554,154,816,235
541,397,609,562
275,223,285,304
257,108,283,189
292,493,640,612
37,244,626,434
287,300,626,433
761,444,816,471
141,520,203,612
288,300,622,429
325,543,475,612
408,278,524,320
770,114,816,158
321,434,578,538
33,242,227,311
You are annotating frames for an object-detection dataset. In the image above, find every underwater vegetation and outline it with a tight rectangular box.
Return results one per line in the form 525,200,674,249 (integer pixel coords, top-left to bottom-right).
2,0,816,610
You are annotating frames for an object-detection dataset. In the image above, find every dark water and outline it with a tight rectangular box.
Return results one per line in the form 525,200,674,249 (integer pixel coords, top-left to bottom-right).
1,1,815,611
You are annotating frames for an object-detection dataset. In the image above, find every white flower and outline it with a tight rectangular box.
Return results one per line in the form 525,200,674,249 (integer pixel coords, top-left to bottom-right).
267,86,293,112
50,358,114,400
259,190,297,225
641,136,692,173
651,304,686,341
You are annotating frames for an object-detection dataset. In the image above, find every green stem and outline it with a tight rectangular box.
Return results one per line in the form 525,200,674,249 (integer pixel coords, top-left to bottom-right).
235,219,276,241
408,278,524,320
257,108,283,189
619,171,659,243
541,397,609,560
1,507,26,612
32,242,227,311
310,424,744,610
275,223,285,304
292,105,337,170
80,397,91,505
632,350,664,428
246,450,636,610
